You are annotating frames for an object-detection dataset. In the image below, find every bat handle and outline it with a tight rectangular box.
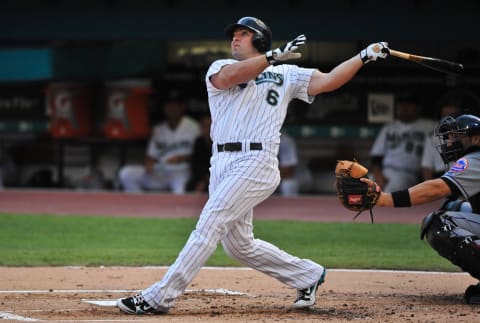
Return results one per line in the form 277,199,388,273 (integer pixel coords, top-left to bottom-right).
389,49,423,63
389,49,409,59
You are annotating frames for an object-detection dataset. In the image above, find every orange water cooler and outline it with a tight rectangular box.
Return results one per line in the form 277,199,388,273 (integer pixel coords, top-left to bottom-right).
46,82,93,138
103,80,152,139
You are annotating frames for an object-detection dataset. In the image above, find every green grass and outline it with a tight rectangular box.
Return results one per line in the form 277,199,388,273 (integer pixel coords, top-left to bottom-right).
0,213,458,272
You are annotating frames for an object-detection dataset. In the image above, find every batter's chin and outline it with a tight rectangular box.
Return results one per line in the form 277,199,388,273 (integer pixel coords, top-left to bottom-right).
232,52,242,60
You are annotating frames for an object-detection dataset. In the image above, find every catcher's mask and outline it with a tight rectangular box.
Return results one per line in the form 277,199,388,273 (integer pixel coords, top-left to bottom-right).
435,114,480,163
224,16,272,53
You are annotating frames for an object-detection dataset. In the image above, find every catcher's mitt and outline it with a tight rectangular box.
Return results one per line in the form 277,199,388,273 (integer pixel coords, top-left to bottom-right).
335,160,381,223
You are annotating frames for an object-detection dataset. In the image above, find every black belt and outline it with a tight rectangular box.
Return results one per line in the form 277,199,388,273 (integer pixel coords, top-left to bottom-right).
217,142,262,152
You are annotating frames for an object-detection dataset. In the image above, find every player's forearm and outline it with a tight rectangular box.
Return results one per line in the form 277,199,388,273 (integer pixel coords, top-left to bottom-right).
166,154,191,164
213,55,269,89
377,179,450,207
408,179,451,204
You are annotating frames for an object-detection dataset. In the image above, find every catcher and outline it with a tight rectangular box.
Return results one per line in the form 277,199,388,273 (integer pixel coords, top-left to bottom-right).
336,113,480,304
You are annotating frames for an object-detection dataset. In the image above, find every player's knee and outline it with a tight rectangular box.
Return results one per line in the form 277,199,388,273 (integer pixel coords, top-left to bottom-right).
222,238,254,259
118,167,130,187
118,166,145,191
280,179,299,196
442,200,473,212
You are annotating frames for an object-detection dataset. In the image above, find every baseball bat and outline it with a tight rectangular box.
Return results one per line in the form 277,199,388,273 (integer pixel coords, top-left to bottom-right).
389,49,464,75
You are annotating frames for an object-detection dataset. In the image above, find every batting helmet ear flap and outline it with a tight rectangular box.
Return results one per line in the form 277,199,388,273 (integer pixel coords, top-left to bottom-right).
251,33,269,53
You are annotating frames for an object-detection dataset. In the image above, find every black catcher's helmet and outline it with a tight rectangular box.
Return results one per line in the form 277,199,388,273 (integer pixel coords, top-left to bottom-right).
224,16,272,53
435,114,480,163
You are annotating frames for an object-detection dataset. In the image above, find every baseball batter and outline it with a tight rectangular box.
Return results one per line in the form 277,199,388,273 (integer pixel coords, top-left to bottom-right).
117,16,389,314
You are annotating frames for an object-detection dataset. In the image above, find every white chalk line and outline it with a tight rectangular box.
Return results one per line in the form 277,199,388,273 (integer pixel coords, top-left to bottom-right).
59,265,467,275
0,288,253,296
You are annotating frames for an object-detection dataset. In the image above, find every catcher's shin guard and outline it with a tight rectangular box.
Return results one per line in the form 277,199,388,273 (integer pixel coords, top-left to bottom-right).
421,211,480,280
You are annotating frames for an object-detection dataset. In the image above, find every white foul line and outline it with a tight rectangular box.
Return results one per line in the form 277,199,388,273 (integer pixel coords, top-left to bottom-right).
0,288,253,296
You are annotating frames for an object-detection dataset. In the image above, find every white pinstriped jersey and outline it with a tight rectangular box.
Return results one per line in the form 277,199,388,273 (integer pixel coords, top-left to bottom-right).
206,59,315,146
370,118,436,173
146,116,200,171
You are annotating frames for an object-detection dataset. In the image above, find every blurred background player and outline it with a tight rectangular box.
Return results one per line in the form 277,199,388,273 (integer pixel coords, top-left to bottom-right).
119,90,200,194
277,132,299,196
186,114,212,193
370,93,436,192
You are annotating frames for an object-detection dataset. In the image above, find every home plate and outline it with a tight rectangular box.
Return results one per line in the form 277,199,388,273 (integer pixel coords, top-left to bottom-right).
82,299,118,307
82,288,253,307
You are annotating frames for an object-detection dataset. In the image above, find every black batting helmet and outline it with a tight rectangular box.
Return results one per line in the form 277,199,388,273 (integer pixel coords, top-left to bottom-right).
224,16,272,53
435,114,480,163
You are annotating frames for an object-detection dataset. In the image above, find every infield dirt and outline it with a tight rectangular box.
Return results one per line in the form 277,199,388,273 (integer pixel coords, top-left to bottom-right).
1,266,479,322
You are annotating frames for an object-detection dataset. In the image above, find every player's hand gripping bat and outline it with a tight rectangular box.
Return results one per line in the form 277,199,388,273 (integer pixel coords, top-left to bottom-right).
389,49,464,75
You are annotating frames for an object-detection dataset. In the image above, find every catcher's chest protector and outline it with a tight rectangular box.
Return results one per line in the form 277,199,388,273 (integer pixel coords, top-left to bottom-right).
421,211,480,280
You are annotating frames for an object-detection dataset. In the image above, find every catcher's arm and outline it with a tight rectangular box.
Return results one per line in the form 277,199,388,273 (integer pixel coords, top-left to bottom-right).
361,178,451,207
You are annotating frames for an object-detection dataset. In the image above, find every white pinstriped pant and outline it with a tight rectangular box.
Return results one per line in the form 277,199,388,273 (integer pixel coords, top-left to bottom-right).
142,148,324,310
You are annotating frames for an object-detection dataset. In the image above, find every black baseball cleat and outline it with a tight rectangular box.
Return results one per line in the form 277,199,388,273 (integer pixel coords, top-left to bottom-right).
292,269,326,309
117,293,168,314
465,283,480,304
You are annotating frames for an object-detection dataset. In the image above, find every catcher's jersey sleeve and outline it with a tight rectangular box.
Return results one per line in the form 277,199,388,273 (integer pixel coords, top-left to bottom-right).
441,152,480,200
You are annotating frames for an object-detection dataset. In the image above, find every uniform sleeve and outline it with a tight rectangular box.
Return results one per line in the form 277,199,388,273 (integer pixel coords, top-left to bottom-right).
205,59,237,93
441,156,480,199
186,120,201,153
170,119,201,157
146,137,158,159
290,66,315,104
146,125,162,159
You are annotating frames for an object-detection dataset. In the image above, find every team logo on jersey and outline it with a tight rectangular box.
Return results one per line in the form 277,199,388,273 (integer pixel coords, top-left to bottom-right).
255,72,284,86
448,157,469,174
